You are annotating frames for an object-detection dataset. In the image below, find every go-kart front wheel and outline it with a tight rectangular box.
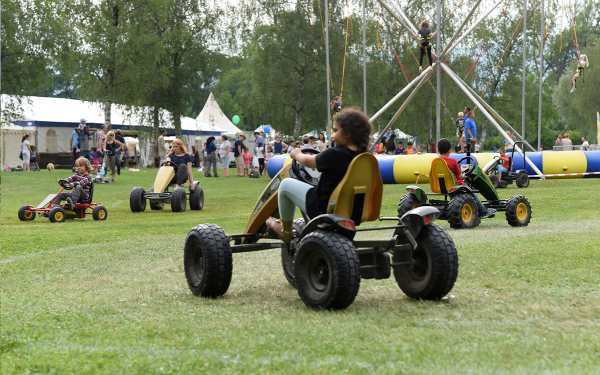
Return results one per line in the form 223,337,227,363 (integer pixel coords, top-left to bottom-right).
397,194,422,218
92,206,108,220
447,194,481,229
488,174,499,189
281,218,306,288
130,187,147,212
184,224,232,297
48,207,66,223
505,195,531,227
189,186,204,211
392,223,458,300
171,188,187,212
294,230,360,310
516,173,529,188
18,205,36,221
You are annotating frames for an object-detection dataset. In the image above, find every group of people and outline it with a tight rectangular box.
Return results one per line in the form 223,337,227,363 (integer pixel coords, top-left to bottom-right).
555,133,591,150
376,128,417,155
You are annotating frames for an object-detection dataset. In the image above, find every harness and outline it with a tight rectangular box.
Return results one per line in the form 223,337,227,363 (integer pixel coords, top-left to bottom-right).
577,64,585,83
420,33,431,49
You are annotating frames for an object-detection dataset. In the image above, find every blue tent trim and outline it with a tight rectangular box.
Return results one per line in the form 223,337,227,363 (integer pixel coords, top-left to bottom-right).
14,121,222,136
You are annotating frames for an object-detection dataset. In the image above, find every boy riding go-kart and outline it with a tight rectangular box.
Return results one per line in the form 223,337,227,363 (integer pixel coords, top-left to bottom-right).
183,109,459,310
398,139,531,229
130,139,203,213
482,141,530,189
18,157,107,223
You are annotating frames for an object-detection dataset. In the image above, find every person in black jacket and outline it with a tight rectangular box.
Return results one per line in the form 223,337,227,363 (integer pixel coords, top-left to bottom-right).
410,21,440,73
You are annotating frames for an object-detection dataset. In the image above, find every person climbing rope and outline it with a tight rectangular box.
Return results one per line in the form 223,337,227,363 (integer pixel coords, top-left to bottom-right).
570,54,589,93
410,21,439,73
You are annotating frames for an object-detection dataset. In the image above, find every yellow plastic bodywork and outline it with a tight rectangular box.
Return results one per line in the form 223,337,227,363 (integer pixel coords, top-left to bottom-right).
429,158,458,194
393,154,437,184
241,164,292,244
543,151,587,179
327,153,383,224
154,166,175,192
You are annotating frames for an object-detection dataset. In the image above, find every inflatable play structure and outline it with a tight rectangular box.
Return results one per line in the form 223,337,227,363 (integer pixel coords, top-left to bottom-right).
266,150,600,184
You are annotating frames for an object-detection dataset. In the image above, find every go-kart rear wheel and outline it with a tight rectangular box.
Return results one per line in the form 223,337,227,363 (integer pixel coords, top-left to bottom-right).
281,218,306,288
392,223,458,300
18,205,36,221
397,194,422,218
150,201,164,210
505,195,532,227
516,173,529,188
184,224,232,297
171,188,187,212
189,187,204,210
447,194,481,229
488,174,499,189
130,187,147,212
48,207,66,223
294,230,360,310
92,205,108,220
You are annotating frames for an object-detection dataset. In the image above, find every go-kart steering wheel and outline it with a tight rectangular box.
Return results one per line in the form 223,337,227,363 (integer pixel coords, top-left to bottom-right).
161,160,177,169
291,148,321,186
457,156,477,175
58,179,74,190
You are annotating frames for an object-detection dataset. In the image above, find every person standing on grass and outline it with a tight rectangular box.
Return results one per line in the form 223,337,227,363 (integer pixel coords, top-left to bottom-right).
317,133,327,151
103,131,125,183
115,130,126,176
464,111,477,153
75,126,97,162
70,128,80,170
234,133,246,177
204,137,218,177
158,129,168,165
562,133,573,148
256,142,265,176
219,135,231,177
21,134,32,171
581,137,590,151
254,132,264,155
96,125,107,163
270,135,288,155
386,134,397,155
555,134,563,147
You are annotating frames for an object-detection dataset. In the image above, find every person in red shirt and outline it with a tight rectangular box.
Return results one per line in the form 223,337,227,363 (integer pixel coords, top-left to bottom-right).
437,138,496,219
495,147,510,180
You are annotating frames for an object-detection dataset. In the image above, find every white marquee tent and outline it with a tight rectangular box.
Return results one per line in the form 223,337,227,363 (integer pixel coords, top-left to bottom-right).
196,92,242,134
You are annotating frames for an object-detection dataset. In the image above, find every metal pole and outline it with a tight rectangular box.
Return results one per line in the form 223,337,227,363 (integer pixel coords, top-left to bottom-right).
537,0,544,151
369,64,435,123
440,0,483,58
441,62,545,178
376,0,414,36
326,0,331,141
388,0,418,33
371,68,436,149
521,0,528,141
363,0,367,114
443,0,505,58
436,0,441,143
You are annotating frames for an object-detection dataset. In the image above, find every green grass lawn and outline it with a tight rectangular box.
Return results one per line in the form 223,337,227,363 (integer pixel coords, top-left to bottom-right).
2,169,599,374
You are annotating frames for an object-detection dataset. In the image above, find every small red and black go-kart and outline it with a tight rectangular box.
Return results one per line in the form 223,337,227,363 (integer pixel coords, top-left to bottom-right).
18,179,107,223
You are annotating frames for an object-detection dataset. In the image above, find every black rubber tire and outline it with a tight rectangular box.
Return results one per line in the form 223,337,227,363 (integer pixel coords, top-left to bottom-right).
516,173,530,188
171,188,187,212
447,194,480,229
18,205,35,221
397,194,422,219
150,202,164,210
92,205,108,220
488,174,499,189
189,187,204,211
294,230,361,310
130,187,147,212
505,195,532,227
281,218,306,288
48,207,66,223
183,224,232,297
392,223,458,300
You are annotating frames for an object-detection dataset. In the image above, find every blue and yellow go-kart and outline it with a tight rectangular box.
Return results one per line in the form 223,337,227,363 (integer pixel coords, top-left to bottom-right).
130,161,203,213
183,149,459,310
398,155,532,229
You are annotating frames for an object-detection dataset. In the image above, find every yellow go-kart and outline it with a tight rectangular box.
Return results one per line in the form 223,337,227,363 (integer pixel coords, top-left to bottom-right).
183,150,458,310
130,161,203,213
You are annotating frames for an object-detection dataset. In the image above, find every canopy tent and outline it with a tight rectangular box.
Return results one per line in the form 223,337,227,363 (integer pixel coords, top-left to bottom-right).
196,92,242,134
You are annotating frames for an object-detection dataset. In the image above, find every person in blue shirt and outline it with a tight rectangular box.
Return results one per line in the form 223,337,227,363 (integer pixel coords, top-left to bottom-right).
464,111,477,153
492,145,498,153
382,128,392,141
254,132,264,155
70,129,80,170
204,137,218,177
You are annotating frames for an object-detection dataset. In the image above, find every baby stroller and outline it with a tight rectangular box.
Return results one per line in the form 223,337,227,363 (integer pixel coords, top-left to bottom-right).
30,146,40,171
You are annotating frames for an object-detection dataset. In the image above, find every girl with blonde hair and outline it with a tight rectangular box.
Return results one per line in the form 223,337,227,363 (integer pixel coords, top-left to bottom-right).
571,54,589,93
103,131,125,182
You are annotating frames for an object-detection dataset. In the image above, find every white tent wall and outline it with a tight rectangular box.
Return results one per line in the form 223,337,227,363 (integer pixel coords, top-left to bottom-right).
196,92,242,134
2,126,37,168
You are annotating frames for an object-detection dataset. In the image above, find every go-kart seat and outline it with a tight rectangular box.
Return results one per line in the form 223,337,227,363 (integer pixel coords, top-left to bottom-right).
429,158,458,194
81,181,94,204
326,153,383,226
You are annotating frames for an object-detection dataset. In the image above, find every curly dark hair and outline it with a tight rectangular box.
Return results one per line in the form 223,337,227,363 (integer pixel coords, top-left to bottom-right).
334,108,372,153
437,138,452,154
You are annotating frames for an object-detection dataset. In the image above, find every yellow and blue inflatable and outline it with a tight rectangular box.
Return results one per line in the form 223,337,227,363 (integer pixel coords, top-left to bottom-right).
266,151,600,183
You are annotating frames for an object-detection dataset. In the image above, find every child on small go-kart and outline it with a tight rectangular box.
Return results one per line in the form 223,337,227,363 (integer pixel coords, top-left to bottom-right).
266,109,371,242
53,157,93,210
495,147,510,180
437,138,496,219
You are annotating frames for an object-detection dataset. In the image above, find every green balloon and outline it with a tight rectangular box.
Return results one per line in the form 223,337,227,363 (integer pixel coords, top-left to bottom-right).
232,115,240,125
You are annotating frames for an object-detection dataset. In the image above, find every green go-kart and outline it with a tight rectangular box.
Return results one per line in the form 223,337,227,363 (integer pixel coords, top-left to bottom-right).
398,155,532,229
183,150,459,310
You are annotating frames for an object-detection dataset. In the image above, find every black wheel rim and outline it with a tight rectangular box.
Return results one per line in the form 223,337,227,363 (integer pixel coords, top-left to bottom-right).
307,252,330,292
407,247,428,281
190,239,205,288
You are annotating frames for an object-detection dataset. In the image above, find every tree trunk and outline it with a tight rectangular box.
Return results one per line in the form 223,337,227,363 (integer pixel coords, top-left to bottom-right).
480,117,488,150
104,98,112,130
293,74,305,138
173,107,182,138
151,99,160,160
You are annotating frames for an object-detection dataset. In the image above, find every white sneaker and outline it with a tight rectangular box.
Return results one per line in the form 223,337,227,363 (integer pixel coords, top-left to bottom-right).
419,66,423,74
570,87,576,93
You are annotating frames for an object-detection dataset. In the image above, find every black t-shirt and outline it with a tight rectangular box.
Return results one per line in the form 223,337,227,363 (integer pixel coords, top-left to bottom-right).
168,153,193,170
305,147,360,219
233,139,245,157
395,147,405,155
419,28,432,46
455,118,465,129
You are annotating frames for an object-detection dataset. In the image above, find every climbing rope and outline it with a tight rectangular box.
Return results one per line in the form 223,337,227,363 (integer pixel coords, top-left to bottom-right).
465,49,486,80
317,0,335,93
340,0,352,97
568,0,579,53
